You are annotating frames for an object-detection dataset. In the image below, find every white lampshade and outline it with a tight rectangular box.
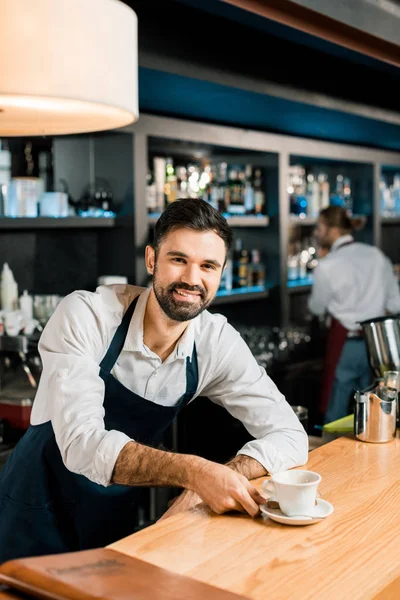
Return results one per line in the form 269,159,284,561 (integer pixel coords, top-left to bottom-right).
0,0,138,136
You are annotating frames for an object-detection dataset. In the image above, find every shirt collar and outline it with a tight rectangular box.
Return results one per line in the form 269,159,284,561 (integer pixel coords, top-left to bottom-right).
123,285,196,360
331,234,354,253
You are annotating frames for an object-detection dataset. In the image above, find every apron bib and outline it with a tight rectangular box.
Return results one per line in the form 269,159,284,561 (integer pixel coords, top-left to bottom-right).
0,295,198,562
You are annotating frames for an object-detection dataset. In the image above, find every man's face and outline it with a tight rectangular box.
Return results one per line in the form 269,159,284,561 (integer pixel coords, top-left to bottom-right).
314,218,332,249
146,227,226,322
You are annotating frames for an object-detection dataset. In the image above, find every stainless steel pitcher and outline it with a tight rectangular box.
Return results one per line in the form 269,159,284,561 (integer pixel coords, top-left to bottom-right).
354,385,397,443
359,315,400,378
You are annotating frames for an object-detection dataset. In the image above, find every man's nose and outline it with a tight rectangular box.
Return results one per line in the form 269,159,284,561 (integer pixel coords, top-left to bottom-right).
180,264,201,287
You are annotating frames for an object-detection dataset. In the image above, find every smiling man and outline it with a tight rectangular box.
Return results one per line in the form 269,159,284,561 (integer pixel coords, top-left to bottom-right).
0,199,307,562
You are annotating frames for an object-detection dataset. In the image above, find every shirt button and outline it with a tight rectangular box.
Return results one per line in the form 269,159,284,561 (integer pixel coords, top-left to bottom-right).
58,369,68,379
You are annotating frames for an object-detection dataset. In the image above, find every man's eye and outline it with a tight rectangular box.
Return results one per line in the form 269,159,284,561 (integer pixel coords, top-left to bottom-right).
172,257,185,263
203,264,216,270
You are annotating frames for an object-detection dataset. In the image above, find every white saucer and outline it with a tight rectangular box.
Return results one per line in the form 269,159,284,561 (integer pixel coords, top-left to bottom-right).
260,497,334,526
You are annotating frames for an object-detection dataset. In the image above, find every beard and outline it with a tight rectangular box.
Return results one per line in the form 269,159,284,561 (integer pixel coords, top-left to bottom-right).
153,271,213,323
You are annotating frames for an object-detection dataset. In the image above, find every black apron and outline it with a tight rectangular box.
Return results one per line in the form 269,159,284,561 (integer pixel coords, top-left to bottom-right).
0,295,198,562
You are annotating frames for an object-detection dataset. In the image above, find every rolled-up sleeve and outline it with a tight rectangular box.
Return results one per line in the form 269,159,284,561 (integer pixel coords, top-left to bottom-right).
201,328,308,474
37,292,132,486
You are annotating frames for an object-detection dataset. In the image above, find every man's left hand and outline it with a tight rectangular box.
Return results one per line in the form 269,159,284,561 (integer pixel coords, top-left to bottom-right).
158,489,203,521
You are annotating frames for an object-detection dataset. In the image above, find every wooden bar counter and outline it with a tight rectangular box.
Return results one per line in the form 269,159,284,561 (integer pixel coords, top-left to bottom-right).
109,437,400,600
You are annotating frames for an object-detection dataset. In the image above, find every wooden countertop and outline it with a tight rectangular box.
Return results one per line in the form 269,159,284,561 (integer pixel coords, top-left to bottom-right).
109,436,400,600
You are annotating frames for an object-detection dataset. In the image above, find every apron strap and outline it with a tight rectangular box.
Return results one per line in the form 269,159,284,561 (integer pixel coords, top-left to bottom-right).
99,296,140,373
178,343,199,409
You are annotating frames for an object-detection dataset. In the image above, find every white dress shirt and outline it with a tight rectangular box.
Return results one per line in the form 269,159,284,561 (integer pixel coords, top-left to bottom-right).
31,284,308,486
308,235,400,331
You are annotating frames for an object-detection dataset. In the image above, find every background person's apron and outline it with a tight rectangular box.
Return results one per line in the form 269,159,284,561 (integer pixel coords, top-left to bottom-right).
319,241,355,417
0,295,198,562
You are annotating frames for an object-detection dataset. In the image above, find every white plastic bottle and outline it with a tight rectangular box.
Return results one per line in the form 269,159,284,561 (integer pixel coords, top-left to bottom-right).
0,263,18,311
20,289,33,322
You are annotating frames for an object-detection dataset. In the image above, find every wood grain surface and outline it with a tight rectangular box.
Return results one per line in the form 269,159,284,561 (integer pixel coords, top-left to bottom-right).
109,437,400,600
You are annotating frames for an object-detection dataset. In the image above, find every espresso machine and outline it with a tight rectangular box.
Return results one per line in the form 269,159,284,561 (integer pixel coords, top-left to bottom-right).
354,315,400,443
0,334,41,452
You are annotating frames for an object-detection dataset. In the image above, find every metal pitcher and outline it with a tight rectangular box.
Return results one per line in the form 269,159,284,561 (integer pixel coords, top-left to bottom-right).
354,385,397,443
359,315,400,378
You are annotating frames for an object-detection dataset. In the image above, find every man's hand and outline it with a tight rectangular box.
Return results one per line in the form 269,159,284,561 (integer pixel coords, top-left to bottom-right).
158,490,203,521
190,461,266,517
159,456,268,522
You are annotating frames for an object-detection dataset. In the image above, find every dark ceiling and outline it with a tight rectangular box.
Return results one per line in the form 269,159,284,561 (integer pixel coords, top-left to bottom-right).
125,0,400,151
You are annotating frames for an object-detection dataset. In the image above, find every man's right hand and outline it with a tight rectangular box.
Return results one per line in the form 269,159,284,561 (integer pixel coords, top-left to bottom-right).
191,461,266,517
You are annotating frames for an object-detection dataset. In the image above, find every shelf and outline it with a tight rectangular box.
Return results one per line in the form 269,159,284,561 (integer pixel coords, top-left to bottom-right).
287,276,314,294
148,214,269,227
289,215,318,226
381,216,400,225
212,284,273,305
0,217,117,229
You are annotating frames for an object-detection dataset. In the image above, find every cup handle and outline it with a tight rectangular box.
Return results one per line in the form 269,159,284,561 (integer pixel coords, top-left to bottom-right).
263,481,275,497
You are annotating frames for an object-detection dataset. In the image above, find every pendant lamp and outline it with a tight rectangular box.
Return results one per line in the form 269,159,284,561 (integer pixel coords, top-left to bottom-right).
0,0,138,136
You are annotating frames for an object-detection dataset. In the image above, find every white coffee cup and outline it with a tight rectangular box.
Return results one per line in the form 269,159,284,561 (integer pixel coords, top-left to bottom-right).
263,470,321,517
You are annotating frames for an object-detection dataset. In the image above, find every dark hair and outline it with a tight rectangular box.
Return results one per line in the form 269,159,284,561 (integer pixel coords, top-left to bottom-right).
152,198,233,254
320,205,366,232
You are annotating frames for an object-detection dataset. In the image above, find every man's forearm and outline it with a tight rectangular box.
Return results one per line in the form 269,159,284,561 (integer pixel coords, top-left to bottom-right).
226,454,268,480
112,441,205,487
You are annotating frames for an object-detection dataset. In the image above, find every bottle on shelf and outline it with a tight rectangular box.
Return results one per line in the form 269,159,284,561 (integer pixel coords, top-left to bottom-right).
288,165,307,217
219,253,233,292
145,167,157,214
343,176,353,215
176,165,188,200
330,174,344,208
1,263,18,311
164,157,177,205
253,168,265,215
231,238,249,288
19,289,33,322
227,167,245,215
244,164,255,215
306,173,320,218
153,157,166,213
247,249,265,287
318,173,330,209
287,247,299,281
238,246,249,288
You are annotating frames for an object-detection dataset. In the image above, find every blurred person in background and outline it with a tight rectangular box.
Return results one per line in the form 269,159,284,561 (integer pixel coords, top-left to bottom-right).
308,206,400,424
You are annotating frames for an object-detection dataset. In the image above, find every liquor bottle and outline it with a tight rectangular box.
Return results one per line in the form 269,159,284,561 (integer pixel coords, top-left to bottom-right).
145,167,157,214
238,246,249,288
253,168,265,215
164,157,177,204
153,157,166,213
175,165,188,199
247,249,265,288
227,167,245,215
318,173,330,209
306,173,319,218
232,238,243,288
288,165,306,216
217,162,228,214
331,174,344,207
244,164,255,215
219,253,233,292
343,176,353,215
